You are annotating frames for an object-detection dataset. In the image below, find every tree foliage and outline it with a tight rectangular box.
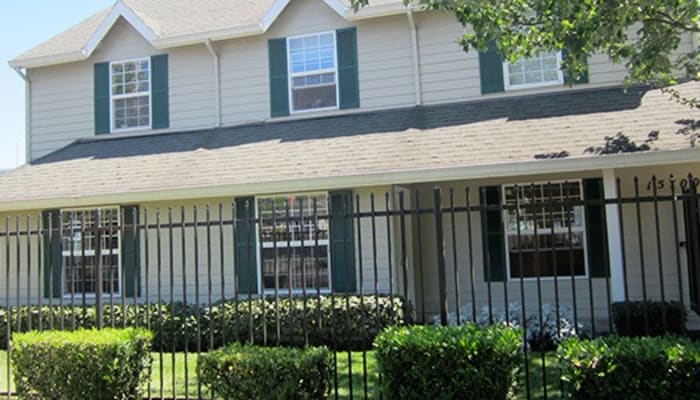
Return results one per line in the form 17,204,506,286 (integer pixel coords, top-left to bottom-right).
350,0,699,106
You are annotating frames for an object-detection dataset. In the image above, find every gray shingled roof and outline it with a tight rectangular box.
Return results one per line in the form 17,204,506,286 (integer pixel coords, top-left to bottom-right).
11,0,403,66
0,83,697,210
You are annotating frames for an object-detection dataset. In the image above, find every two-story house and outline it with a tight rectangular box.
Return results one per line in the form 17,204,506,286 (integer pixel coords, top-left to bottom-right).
1,0,698,324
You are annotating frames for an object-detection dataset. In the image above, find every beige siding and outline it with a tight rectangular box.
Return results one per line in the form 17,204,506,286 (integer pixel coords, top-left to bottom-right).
0,211,43,307
219,0,416,126
25,1,697,161
29,18,216,161
613,163,700,308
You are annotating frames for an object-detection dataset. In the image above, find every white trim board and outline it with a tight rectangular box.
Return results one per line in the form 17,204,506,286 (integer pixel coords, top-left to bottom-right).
83,1,158,59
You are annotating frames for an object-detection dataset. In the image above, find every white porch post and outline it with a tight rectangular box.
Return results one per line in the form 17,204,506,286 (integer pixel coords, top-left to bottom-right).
603,169,626,301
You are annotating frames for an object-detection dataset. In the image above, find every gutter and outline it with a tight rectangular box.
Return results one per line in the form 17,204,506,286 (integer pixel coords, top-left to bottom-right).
204,40,222,128
0,148,698,212
13,67,31,165
406,5,422,106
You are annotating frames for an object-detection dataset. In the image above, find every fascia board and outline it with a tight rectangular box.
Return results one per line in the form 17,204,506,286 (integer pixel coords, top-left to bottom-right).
82,1,158,58
153,24,264,49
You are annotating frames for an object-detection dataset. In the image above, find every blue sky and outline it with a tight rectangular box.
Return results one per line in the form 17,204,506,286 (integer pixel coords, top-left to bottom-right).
0,1,115,169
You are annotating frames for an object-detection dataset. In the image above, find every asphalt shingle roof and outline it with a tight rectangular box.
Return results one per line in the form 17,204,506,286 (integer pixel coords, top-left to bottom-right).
0,83,697,208
11,0,403,66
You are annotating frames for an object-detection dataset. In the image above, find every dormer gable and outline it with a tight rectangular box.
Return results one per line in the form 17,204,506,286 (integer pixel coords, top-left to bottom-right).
9,0,406,69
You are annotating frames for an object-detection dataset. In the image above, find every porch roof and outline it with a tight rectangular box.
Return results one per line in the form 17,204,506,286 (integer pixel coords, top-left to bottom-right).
0,83,698,211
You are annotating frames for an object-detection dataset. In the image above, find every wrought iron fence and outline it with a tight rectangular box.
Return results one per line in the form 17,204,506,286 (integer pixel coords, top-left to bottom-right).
0,173,698,399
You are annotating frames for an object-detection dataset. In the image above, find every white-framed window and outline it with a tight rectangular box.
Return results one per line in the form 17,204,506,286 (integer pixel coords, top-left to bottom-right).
257,193,331,292
503,181,587,279
288,32,338,113
503,51,563,90
110,58,151,131
61,208,121,296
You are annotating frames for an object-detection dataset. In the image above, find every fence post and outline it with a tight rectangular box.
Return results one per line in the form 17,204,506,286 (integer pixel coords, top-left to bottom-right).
95,209,103,330
433,187,448,326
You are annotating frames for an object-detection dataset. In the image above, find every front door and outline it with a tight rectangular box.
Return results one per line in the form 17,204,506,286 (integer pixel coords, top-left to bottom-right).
684,181,700,312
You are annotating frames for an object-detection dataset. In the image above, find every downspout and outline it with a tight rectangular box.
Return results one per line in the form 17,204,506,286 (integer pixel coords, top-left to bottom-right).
204,40,222,128
407,5,422,106
13,67,31,165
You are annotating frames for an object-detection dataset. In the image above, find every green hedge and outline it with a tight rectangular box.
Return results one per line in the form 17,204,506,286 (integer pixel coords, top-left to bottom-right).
198,343,332,400
11,328,152,400
0,295,409,351
558,336,700,399
611,301,687,337
374,324,522,400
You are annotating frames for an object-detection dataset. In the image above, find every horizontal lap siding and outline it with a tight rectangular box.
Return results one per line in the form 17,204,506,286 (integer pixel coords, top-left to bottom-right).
169,45,216,130
416,13,481,104
0,211,44,307
614,163,700,309
356,15,415,109
30,62,93,160
29,19,215,161
219,37,269,126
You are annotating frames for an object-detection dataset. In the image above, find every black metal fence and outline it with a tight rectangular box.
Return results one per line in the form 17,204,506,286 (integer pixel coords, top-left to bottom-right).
0,173,698,399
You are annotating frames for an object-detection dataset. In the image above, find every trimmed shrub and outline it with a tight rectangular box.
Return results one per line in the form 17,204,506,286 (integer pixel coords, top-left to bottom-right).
558,335,700,399
197,343,332,400
11,328,152,400
0,295,410,352
612,300,686,336
374,324,522,400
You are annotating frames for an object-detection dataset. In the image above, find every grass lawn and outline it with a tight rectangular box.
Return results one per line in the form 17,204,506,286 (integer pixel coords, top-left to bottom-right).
0,349,560,399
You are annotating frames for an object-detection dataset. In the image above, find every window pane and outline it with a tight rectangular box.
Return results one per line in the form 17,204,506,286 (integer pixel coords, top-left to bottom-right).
508,51,561,87
292,85,337,111
288,33,336,74
509,248,585,278
113,95,150,129
504,182,586,277
258,194,330,291
61,209,120,295
261,247,329,291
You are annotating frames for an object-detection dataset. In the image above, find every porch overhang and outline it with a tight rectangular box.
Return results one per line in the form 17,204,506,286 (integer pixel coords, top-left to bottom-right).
0,147,697,212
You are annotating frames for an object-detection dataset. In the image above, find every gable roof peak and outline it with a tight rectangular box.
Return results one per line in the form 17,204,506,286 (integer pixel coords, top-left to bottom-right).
82,0,159,58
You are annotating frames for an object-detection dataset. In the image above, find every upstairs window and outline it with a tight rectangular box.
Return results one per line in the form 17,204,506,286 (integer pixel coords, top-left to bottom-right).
503,51,563,90
95,55,168,135
288,32,338,113
110,59,150,131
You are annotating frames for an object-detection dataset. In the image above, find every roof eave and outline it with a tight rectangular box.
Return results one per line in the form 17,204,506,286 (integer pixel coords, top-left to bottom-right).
0,148,697,213
152,24,265,49
346,2,409,20
9,50,88,69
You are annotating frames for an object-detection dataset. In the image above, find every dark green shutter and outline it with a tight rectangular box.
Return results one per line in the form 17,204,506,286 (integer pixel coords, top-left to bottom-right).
583,178,608,277
330,191,356,292
478,41,505,94
480,186,506,281
94,62,110,135
235,197,258,295
336,27,359,109
562,49,589,85
268,38,290,117
122,206,141,297
42,210,62,298
151,54,169,129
